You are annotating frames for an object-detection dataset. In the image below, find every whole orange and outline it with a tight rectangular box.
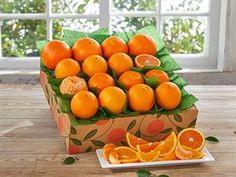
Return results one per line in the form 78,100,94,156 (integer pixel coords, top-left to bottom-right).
98,86,126,114
102,36,128,58
82,55,108,77
128,34,157,56
108,52,133,76
71,91,98,119
55,59,80,79
72,37,102,62
155,82,181,110
88,73,115,93
145,69,169,84
41,40,71,69
128,84,155,112
118,71,144,90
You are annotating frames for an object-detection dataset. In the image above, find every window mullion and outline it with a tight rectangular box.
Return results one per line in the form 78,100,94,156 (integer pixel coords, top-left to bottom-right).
99,0,110,30
157,0,162,33
0,21,2,58
46,0,52,40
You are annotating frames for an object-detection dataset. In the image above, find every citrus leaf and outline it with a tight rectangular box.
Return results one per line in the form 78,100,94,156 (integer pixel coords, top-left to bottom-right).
63,29,87,47
158,54,181,72
127,120,136,131
91,140,105,147
83,129,97,140
63,157,76,165
188,119,197,128
156,112,162,119
174,114,182,122
71,138,82,146
179,94,198,110
136,169,151,177
171,76,187,88
60,98,71,113
89,87,99,97
70,126,77,135
85,146,92,152
160,128,172,134
36,40,47,53
205,136,219,143
144,76,159,89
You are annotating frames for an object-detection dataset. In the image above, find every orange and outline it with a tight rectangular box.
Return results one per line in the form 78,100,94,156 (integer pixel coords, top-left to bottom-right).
175,146,193,160
126,132,148,149
55,59,80,79
136,142,159,153
155,132,177,157
108,52,133,76
128,33,157,56
102,36,128,58
118,71,144,90
72,37,102,62
113,146,139,163
108,151,121,164
135,54,161,68
70,91,98,119
82,55,108,77
59,76,88,95
137,149,160,162
181,146,205,159
128,84,155,112
103,143,116,150
103,147,115,160
178,128,205,151
88,73,115,93
98,86,126,114
159,150,178,161
145,69,169,84
155,82,181,110
41,40,71,69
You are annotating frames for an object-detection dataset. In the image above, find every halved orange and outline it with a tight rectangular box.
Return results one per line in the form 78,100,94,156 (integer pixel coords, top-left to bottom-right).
175,145,193,160
108,151,121,164
126,132,148,149
178,128,205,151
134,54,161,68
181,146,205,159
155,132,177,157
136,142,159,153
103,143,116,150
137,150,160,162
102,143,116,160
113,146,139,163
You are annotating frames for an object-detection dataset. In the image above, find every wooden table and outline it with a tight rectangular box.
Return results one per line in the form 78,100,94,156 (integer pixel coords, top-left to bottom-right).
0,84,236,177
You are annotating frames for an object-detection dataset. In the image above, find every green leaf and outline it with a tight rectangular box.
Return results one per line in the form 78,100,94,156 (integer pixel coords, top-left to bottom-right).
63,29,87,47
171,76,187,88
115,31,133,43
88,34,110,44
71,126,77,135
36,40,47,53
205,136,220,143
71,138,82,146
188,119,197,128
47,75,63,86
83,129,98,140
63,157,76,165
179,94,198,110
174,114,182,122
158,54,181,72
60,98,71,113
176,126,183,133
127,120,136,131
160,128,172,134
89,87,99,97
91,140,105,147
156,112,162,119
144,76,159,89
85,146,92,152
136,169,151,177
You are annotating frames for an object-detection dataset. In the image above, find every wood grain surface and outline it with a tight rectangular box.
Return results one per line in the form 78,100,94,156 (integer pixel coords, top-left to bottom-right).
0,84,236,177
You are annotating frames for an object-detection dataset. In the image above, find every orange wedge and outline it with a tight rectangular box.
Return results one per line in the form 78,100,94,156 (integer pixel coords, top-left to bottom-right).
178,128,205,151
102,143,116,160
113,146,139,163
136,142,160,153
103,143,116,150
155,132,177,157
137,150,160,162
175,146,193,160
126,132,148,149
135,54,161,68
108,151,121,164
159,150,178,161
181,146,205,159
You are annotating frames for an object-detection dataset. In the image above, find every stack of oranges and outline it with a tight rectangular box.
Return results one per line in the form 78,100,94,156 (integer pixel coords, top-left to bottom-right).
41,33,182,119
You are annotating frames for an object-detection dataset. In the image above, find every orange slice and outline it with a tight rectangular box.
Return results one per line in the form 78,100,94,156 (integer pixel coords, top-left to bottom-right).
102,143,116,160
126,132,148,149
175,146,193,160
137,150,160,162
103,143,116,150
136,142,160,153
113,146,139,163
108,151,121,164
178,128,205,151
155,132,177,157
159,150,178,161
181,146,205,159
134,54,161,68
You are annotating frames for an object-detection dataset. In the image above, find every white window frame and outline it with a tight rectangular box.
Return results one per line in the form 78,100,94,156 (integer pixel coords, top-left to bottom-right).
0,0,226,71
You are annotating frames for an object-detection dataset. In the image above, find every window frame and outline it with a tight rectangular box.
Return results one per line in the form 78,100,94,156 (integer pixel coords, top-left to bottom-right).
0,0,226,71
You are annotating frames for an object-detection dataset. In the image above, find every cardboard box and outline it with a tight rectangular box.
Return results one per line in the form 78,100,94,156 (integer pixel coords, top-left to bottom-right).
40,71,198,154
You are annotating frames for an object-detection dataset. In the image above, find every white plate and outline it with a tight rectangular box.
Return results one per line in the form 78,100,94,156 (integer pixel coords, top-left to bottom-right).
96,147,214,169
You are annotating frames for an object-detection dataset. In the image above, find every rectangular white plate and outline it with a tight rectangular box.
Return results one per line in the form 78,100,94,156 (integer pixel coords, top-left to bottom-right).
96,147,214,169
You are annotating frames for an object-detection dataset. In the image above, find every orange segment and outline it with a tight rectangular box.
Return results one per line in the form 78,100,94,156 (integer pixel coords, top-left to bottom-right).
134,54,161,68
155,132,177,157
136,142,159,153
137,150,160,162
126,132,148,149
178,128,205,151
114,146,138,163
108,151,121,164
175,146,193,160
181,146,205,159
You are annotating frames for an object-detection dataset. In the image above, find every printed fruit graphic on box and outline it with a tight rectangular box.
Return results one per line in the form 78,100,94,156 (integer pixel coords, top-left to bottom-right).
37,26,198,154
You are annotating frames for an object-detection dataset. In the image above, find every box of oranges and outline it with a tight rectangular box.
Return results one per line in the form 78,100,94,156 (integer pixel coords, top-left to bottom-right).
37,26,198,154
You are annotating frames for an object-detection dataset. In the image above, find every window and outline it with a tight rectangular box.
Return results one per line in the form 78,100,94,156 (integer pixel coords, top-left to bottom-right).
0,0,225,70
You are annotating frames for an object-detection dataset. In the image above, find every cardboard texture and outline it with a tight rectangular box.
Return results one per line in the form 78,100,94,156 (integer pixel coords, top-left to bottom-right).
40,71,198,154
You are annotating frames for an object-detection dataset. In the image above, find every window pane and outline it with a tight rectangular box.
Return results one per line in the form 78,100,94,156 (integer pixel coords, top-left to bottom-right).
110,16,156,32
52,0,99,14
0,0,45,13
162,17,206,54
1,20,46,57
161,0,209,12
53,19,99,39
111,0,157,12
